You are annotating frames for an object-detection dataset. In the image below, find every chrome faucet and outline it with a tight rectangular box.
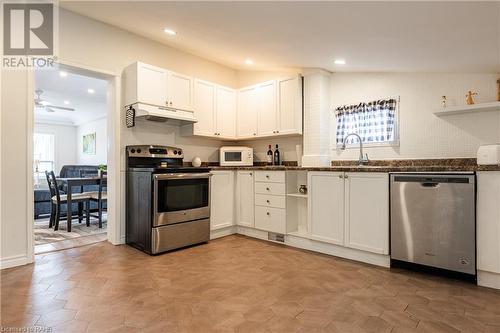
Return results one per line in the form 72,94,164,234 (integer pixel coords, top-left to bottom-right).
341,133,369,165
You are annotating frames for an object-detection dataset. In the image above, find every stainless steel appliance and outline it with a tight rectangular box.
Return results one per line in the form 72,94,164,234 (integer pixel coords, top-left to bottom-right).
219,146,253,166
126,145,211,254
390,173,476,278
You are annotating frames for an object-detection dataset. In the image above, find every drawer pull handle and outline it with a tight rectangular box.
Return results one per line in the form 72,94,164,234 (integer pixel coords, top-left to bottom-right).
266,200,270,203
266,212,270,216
266,187,270,191
266,175,270,179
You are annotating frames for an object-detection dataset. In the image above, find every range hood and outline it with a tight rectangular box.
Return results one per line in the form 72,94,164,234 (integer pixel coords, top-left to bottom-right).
126,103,197,127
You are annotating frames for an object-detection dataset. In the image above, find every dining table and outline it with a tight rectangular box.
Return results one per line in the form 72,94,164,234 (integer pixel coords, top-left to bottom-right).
57,176,102,232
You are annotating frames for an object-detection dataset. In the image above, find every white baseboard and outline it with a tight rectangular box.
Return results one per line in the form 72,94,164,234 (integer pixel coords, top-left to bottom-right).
286,234,390,267
211,226,237,239
478,270,500,289
1,254,32,270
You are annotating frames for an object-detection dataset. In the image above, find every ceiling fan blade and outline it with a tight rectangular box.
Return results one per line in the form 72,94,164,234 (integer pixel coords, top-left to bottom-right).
45,105,75,111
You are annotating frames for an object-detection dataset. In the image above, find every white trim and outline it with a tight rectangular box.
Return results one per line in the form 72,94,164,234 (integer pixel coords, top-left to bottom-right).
26,71,35,265
478,270,500,290
211,225,237,239
0,254,31,270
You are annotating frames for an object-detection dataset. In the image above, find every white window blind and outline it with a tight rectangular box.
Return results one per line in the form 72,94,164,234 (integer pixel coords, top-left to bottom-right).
34,133,55,173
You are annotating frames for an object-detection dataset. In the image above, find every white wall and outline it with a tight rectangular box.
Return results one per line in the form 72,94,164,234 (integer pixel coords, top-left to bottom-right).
34,123,77,172
330,73,500,160
76,117,107,165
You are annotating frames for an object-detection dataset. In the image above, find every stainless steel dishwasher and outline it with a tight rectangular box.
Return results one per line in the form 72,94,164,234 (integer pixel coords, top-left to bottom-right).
390,173,476,278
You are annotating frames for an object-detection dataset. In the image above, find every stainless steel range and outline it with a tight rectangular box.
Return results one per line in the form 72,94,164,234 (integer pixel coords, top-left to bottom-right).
126,145,211,254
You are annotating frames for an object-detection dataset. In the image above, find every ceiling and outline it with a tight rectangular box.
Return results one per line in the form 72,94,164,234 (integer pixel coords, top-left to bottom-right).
60,1,500,73
35,67,107,126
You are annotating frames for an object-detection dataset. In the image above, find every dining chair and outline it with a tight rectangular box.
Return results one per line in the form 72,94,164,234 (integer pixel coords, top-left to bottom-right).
45,171,92,231
89,171,107,228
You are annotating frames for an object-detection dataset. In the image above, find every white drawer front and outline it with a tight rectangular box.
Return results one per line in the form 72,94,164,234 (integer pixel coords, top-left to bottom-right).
255,182,286,195
255,206,286,234
255,171,286,183
255,194,286,209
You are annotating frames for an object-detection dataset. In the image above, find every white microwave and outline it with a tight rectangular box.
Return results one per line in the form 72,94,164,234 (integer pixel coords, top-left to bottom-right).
219,146,253,166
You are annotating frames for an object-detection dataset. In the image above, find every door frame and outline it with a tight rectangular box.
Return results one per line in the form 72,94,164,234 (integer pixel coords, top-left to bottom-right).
27,59,122,262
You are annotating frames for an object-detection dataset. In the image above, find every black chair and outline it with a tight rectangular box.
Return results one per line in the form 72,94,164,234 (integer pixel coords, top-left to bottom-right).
45,171,92,231
89,171,107,228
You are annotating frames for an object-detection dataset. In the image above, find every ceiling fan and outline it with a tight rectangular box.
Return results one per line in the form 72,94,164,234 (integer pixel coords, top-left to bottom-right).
34,89,75,113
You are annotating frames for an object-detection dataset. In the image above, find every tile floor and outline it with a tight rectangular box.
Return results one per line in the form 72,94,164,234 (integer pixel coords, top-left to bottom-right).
2,235,500,333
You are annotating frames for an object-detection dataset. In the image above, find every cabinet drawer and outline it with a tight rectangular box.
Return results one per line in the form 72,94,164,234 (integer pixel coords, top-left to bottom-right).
255,194,286,209
255,182,286,195
255,171,286,183
255,206,286,234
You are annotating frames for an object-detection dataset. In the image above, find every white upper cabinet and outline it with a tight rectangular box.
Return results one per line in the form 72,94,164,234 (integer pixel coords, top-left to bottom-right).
278,75,303,135
210,171,235,230
167,71,193,111
308,172,345,245
125,62,168,107
344,173,389,254
257,81,278,137
237,86,259,138
236,171,254,227
193,79,216,136
216,86,237,138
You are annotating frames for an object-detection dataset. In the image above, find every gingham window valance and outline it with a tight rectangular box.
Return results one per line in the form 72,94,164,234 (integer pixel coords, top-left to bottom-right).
335,98,397,146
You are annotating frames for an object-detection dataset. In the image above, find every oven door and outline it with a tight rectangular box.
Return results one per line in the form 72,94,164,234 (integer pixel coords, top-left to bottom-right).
153,173,211,227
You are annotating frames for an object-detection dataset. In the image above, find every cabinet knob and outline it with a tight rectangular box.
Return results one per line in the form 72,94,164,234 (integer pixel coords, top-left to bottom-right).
344,175,349,179
266,200,270,203
266,175,270,178
266,212,270,216
169,101,173,106
253,133,256,136
339,175,343,179
266,187,270,191
249,173,252,176
277,130,279,133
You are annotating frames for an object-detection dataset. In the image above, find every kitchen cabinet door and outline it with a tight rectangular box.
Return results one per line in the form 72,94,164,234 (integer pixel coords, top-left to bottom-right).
193,79,216,137
257,80,278,137
216,86,237,138
278,75,303,135
308,172,345,245
236,171,254,227
167,71,193,111
237,86,258,138
477,172,500,274
344,173,389,254
210,171,235,230
125,62,168,107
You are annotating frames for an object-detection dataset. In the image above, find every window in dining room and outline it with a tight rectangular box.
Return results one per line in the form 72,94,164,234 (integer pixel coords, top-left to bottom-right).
33,132,55,186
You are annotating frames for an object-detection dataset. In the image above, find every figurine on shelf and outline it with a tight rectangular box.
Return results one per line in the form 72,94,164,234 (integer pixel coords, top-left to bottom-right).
441,95,447,108
465,91,478,105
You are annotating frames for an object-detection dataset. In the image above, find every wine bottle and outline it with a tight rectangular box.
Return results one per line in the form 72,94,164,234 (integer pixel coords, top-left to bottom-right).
273,144,280,166
266,145,273,165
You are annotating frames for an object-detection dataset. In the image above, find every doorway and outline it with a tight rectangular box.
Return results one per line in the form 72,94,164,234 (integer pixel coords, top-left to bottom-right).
29,62,120,255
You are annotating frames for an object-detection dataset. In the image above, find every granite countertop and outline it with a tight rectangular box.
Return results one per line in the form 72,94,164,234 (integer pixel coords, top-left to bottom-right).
206,158,500,172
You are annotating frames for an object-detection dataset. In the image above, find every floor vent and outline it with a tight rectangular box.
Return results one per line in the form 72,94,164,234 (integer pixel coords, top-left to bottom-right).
268,232,285,243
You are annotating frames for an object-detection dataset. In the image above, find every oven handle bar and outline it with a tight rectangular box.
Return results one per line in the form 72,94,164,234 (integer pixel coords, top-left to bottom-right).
154,173,212,180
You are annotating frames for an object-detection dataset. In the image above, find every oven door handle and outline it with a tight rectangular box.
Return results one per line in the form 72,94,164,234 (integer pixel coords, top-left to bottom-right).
154,173,212,180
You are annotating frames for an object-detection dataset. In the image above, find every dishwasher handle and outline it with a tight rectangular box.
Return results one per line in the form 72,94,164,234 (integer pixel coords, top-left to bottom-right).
420,182,440,188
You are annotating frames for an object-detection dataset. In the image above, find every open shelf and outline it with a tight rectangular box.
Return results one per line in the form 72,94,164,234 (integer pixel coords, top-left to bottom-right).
433,101,500,116
287,193,308,198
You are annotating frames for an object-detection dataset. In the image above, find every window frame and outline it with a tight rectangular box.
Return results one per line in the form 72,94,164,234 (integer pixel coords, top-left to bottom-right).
33,131,57,177
333,96,400,150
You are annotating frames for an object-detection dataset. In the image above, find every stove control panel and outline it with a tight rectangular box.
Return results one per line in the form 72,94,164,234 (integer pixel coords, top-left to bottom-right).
126,145,183,159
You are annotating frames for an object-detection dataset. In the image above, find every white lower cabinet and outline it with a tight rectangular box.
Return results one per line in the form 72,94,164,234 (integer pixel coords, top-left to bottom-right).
477,172,500,275
344,173,389,254
210,171,235,230
308,171,389,254
255,206,286,233
236,171,254,227
254,171,286,234
308,172,345,245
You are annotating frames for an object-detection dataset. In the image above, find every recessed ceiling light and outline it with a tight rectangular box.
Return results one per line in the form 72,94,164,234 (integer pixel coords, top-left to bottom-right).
163,28,177,36
59,71,68,77
245,59,254,65
63,100,70,105
334,59,346,65
87,88,95,94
